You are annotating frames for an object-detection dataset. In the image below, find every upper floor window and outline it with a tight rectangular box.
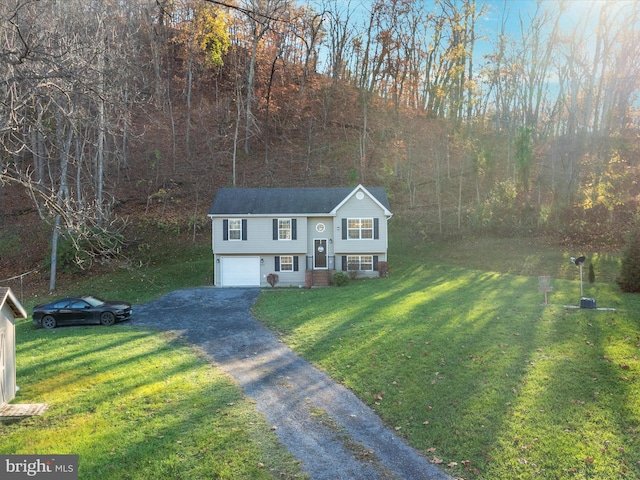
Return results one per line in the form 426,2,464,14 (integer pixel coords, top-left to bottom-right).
342,218,379,240
279,219,292,240
273,218,297,240
223,219,247,241
348,218,373,239
228,219,242,240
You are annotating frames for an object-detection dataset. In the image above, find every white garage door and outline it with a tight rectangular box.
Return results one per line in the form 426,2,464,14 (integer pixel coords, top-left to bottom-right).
221,257,260,286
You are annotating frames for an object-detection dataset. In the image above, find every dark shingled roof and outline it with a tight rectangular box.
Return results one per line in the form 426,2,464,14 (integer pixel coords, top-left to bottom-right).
208,187,390,215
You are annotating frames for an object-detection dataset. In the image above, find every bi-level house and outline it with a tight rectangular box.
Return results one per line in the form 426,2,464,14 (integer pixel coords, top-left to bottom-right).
207,185,392,287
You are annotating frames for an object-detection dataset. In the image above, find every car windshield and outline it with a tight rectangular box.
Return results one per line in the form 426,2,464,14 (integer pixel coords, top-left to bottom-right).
83,296,105,307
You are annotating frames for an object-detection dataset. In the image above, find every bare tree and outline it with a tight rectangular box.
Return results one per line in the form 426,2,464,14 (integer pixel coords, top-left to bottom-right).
0,0,149,288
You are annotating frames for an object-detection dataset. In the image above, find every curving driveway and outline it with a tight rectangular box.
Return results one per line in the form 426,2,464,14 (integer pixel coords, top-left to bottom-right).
129,287,451,480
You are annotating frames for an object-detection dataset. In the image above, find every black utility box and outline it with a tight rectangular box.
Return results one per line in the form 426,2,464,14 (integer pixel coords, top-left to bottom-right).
580,297,597,309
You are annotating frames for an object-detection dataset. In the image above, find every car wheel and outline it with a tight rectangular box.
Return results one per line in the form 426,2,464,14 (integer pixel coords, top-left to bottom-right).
100,311,116,326
42,315,57,329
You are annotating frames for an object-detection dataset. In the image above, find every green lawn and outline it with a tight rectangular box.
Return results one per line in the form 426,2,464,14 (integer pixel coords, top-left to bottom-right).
1,235,306,480
253,234,640,479
1,325,305,479
3,230,639,479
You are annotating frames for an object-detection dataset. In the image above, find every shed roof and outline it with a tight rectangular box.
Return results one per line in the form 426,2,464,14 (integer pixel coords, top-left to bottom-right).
208,185,391,216
0,287,27,319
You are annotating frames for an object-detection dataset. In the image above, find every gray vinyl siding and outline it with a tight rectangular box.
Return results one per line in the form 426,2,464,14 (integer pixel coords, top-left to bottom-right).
264,255,306,287
213,253,307,287
307,217,334,259
209,186,391,286
333,195,388,255
212,216,308,287
213,217,308,254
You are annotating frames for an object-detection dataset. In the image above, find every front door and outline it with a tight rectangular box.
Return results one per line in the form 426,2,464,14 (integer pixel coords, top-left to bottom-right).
314,239,327,269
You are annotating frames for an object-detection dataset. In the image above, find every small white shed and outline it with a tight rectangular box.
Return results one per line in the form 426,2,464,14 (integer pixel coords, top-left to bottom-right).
0,287,27,407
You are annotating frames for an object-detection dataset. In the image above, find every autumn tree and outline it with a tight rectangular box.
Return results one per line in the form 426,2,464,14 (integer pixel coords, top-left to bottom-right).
0,0,148,289
174,1,230,164
618,223,640,293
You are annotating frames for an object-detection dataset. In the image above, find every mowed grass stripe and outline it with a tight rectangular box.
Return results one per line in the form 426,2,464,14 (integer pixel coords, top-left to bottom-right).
2,325,306,479
254,237,640,479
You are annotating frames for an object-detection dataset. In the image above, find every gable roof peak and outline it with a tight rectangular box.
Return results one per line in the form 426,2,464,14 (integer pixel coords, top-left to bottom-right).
330,184,392,216
0,287,27,319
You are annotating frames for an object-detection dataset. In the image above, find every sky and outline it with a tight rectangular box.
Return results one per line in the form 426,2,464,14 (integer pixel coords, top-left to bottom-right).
301,0,640,111
473,0,638,56
306,0,638,53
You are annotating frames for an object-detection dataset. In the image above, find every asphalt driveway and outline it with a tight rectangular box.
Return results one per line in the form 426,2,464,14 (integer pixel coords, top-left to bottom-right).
129,287,451,480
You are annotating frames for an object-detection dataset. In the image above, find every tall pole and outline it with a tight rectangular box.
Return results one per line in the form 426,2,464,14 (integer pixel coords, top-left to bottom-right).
579,263,583,297
573,256,586,298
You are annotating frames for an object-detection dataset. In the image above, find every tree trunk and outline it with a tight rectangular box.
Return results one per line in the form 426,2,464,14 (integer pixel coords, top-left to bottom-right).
186,53,193,164
49,215,60,292
244,38,259,154
96,26,106,226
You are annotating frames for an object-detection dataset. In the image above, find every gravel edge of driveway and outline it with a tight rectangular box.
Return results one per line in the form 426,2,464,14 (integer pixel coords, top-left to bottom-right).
129,287,452,480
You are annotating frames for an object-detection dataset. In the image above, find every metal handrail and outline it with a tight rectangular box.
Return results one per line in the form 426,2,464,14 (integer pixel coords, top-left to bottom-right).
306,256,335,270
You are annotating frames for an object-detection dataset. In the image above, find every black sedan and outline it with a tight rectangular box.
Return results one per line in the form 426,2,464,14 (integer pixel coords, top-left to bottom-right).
33,295,132,329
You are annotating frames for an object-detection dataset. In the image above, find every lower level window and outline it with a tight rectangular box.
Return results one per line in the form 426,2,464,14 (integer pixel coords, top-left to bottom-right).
347,255,373,271
280,255,293,271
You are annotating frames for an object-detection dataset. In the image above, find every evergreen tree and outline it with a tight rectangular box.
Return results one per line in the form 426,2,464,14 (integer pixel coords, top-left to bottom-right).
618,224,640,293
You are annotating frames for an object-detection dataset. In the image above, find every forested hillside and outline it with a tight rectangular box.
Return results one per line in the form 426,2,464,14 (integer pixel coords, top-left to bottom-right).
1,0,639,286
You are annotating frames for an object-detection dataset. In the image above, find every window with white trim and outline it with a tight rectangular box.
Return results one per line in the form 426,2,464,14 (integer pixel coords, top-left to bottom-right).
348,218,373,239
347,255,373,271
273,218,297,240
275,255,298,271
279,219,292,240
280,255,293,271
228,219,242,240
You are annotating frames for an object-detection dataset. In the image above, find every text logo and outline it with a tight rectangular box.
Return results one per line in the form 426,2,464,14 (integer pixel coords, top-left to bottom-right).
0,455,78,479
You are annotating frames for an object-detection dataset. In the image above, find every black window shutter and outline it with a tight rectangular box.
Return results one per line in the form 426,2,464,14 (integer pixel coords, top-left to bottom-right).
293,256,299,271
223,219,229,241
342,255,347,271
273,219,278,240
342,218,347,239
275,257,280,271
373,256,379,271
242,219,247,240
374,218,379,239
292,219,297,240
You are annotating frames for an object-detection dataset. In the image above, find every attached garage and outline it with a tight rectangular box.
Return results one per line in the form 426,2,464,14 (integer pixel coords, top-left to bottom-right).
220,257,261,287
